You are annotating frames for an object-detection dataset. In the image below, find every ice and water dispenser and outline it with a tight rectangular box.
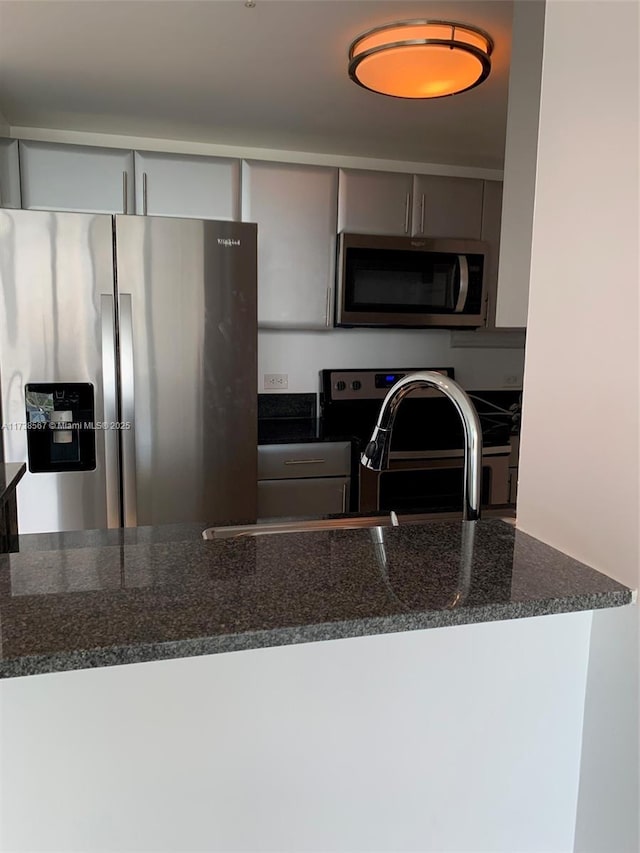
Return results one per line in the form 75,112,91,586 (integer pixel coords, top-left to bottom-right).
25,383,96,472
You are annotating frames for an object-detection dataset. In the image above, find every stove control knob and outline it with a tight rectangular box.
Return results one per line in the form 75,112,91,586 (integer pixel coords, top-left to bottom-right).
335,380,346,392
351,380,362,391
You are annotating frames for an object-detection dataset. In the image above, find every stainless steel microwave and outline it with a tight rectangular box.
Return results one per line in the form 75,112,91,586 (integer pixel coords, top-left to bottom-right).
335,233,488,328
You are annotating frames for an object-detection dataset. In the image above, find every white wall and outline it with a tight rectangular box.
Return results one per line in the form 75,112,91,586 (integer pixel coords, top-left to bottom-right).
0,612,592,853
495,0,545,327
516,2,639,850
0,111,8,136
259,329,525,392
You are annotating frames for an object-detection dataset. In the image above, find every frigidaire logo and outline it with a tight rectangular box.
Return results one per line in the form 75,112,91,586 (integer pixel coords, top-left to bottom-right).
410,240,426,248
218,238,241,247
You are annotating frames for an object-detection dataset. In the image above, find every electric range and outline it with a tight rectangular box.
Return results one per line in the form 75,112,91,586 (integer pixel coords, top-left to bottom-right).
320,368,520,515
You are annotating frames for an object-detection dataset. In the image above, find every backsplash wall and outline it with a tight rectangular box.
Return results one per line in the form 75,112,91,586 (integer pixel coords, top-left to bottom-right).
259,329,526,393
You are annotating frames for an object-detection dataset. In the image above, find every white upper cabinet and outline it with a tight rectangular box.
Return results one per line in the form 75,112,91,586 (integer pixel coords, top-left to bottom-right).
242,160,338,329
0,139,21,208
19,141,134,213
411,175,484,239
134,151,240,220
337,169,414,236
338,168,484,239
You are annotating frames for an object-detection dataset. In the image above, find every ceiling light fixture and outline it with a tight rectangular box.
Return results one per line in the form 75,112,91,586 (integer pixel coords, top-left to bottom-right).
348,19,493,99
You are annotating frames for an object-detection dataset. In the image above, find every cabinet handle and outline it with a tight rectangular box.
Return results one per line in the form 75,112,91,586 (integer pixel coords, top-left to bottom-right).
325,286,332,327
142,171,148,215
284,459,326,465
122,171,128,214
454,255,470,313
342,483,347,513
420,194,425,234
404,192,410,233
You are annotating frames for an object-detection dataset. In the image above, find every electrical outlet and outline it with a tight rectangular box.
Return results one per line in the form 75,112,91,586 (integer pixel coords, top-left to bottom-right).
264,373,288,390
503,374,522,388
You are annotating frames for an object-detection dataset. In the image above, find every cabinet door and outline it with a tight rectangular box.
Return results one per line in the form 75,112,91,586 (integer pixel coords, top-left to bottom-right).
258,477,350,519
242,160,338,329
0,139,21,208
337,168,413,236
134,151,240,219
412,175,483,238
19,141,134,213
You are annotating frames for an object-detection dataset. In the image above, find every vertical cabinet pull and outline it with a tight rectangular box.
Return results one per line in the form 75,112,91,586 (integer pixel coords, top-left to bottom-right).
325,287,332,327
404,192,411,233
142,172,148,215
122,171,128,214
341,483,347,513
420,194,426,234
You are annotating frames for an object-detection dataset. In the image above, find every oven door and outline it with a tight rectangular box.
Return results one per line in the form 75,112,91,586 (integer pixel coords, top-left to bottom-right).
336,233,486,328
359,454,511,515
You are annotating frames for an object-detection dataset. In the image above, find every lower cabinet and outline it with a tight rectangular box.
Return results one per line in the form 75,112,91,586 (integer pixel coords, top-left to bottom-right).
258,441,351,520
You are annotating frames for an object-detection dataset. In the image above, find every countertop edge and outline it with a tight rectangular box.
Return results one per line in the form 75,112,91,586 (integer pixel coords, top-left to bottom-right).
0,587,631,680
0,462,26,503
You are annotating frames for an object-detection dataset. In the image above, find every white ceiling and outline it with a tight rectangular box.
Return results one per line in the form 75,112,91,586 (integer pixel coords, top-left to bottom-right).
0,0,513,169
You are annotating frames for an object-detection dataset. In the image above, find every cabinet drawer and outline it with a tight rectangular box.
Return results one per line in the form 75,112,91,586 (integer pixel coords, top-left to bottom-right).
258,442,351,479
258,477,350,519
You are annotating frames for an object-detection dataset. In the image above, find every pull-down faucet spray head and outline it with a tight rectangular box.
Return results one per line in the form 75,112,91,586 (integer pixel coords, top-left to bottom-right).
360,371,483,521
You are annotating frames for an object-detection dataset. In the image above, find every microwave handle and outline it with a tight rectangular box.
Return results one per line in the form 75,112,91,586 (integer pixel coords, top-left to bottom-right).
454,255,469,313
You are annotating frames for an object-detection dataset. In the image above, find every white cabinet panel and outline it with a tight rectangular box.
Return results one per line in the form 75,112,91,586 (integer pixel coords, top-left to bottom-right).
242,160,338,329
412,174,484,238
19,141,133,213
134,151,240,220
0,139,21,208
481,180,503,329
337,168,413,236
338,169,483,239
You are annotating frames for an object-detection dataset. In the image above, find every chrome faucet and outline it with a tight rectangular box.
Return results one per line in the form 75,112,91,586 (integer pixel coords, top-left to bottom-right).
360,371,483,521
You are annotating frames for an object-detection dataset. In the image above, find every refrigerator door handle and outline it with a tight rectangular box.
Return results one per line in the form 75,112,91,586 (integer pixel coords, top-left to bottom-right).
100,294,121,528
119,293,138,526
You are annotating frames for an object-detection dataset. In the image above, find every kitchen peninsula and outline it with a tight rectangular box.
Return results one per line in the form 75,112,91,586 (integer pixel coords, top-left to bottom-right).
0,518,632,852
0,519,630,678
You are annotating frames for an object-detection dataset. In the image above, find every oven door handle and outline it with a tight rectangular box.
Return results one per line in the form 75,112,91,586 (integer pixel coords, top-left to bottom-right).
454,255,469,313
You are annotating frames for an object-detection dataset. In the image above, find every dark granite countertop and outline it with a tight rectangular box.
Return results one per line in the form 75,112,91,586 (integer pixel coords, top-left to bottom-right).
258,417,356,446
0,462,26,504
0,519,632,679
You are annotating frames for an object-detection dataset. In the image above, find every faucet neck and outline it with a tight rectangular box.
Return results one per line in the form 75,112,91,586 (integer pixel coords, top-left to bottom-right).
362,371,484,521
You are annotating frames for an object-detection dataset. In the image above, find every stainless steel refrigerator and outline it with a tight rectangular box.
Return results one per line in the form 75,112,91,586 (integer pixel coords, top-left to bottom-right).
0,209,257,534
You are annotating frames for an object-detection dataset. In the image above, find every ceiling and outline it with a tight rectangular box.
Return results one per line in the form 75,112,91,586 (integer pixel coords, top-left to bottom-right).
0,0,513,169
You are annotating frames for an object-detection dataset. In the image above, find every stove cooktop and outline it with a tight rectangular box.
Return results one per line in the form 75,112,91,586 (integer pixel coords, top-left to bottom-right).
320,368,520,453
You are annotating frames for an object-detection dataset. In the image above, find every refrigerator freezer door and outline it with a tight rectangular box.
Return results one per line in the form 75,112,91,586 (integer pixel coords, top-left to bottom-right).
0,210,119,533
115,215,258,527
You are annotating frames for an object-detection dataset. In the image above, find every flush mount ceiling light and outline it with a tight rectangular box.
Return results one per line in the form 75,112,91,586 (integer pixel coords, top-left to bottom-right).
348,19,493,99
